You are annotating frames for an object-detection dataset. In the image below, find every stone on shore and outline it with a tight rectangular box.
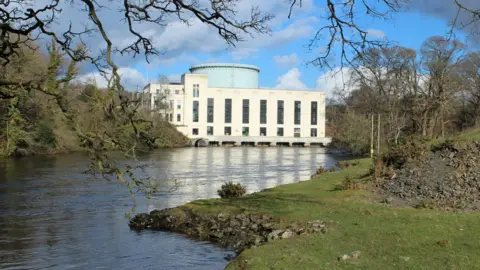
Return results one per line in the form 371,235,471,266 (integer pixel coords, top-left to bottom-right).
129,207,328,256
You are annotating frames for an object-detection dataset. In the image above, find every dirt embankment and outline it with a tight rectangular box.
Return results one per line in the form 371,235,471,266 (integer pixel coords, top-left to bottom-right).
380,141,480,210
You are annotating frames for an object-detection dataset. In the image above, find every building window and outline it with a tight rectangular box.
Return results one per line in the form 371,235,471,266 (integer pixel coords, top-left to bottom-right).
260,100,267,124
165,89,170,96
224,126,231,135
277,127,284,136
311,128,317,137
193,84,200,97
192,128,199,135
242,127,249,136
294,128,301,137
177,100,181,110
260,127,267,136
177,114,181,122
169,113,173,122
175,90,180,95
207,126,214,135
311,101,318,125
156,89,160,94
294,101,301,125
242,99,249,124
170,100,174,109
277,100,284,125
207,98,214,123
192,100,199,122
225,98,232,123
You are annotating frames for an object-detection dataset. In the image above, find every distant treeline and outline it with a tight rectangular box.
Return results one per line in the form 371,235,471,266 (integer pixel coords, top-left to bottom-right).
327,36,480,155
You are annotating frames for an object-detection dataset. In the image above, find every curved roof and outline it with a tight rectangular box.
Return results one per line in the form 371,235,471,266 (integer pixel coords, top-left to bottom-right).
189,63,260,72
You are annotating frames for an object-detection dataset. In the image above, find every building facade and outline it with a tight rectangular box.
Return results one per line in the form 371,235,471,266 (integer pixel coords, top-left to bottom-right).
142,63,330,146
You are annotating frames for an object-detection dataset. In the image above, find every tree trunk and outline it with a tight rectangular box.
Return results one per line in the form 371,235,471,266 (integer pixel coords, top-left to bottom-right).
428,110,439,138
422,111,429,137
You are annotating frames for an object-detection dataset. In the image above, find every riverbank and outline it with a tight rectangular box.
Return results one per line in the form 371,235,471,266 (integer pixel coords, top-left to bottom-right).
0,118,189,159
131,157,480,269
0,132,189,159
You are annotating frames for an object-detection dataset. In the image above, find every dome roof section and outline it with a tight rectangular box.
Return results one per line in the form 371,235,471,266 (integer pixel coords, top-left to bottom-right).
189,63,260,89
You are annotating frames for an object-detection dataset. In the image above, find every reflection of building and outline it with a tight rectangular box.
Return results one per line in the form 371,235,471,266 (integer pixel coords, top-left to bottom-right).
142,63,330,146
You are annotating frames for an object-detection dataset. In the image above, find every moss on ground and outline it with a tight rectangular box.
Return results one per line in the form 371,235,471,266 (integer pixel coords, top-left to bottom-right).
458,128,480,141
180,159,480,270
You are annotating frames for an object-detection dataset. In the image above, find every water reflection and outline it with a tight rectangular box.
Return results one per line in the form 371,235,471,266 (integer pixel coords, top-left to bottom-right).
0,147,339,270
140,147,337,209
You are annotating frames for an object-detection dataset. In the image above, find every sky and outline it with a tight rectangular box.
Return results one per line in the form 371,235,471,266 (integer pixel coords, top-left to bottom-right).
60,0,480,97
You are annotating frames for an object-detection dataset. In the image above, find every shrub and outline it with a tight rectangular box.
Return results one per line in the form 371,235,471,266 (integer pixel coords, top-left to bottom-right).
35,122,57,149
329,167,337,172
416,199,436,209
333,175,361,191
430,139,458,153
374,158,384,180
336,161,351,169
328,109,371,156
382,136,429,169
217,182,247,198
316,166,328,175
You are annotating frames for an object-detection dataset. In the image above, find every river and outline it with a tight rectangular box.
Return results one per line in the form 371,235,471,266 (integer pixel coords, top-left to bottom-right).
0,147,341,270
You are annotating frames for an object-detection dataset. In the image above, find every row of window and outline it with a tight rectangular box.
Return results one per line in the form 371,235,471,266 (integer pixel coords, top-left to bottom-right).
192,127,319,137
155,89,182,95
163,113,182,122
192,99,319,125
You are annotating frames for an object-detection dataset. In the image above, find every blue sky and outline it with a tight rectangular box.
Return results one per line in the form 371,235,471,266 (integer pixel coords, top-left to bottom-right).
74,0,476,96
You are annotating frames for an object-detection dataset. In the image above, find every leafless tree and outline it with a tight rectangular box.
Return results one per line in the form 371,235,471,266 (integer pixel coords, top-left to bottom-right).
288,0,406,69
348,46,416,144
457,51,480,128
418,36,466,137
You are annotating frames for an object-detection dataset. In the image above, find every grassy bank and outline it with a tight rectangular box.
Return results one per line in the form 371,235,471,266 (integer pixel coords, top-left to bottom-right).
179,159,480,269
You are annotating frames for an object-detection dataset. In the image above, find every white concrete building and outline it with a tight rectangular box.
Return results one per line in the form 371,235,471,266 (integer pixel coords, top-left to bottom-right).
142,63,330,146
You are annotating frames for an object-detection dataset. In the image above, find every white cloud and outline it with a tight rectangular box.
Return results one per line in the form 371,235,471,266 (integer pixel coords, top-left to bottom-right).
315,67,356,98
273,53,300,67
231,48,259,61
106,2,320,65
35,0,319,72
275,68,308,90
229,16,319,60
30,0,325,91
367,28,386,38
77,67,149,90
149,54,201,67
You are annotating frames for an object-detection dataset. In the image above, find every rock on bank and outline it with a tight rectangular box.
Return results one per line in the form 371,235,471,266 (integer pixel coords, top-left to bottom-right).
129,207,327,253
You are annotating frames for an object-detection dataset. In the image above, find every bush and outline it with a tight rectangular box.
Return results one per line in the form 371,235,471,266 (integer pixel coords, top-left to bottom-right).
329,167,337,172
381,136,430,169
333,175,361,191
316,166,328,175
35,122,57,149
217,182,247,198
416,199,436,209
336,161,351,169
328,109,371,156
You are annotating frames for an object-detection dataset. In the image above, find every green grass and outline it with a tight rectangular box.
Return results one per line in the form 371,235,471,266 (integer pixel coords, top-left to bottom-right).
182,159,480,270
458,128,480,141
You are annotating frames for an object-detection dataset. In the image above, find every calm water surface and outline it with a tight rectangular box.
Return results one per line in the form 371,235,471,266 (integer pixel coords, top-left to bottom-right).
0,147,340,270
